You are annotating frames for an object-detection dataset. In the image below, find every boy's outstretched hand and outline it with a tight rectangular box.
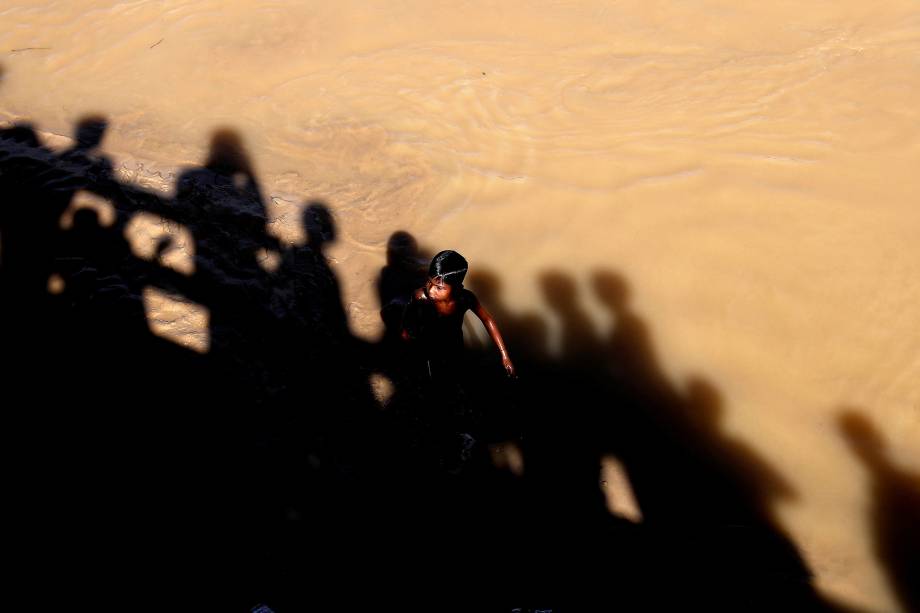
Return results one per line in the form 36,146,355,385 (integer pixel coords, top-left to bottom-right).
502,355,517,378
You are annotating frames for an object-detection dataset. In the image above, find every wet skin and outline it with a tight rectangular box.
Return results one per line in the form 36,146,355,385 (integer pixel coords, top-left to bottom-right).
403,275,516,378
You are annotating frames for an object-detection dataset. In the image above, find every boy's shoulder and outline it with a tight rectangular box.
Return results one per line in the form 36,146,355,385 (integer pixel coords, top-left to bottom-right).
460,288,479,307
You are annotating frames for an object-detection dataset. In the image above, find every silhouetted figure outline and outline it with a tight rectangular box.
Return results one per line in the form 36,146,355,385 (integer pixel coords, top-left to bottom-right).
840,410,920,613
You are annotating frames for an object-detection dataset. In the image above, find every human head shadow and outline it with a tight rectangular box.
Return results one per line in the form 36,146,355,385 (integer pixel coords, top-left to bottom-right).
376,230,430,344
591,270,659,385
839,409,920,612
467,267,548,366
64,115,109,156
539,269,603,363
174,128,277,275
513,267,825,607
277,201,350,346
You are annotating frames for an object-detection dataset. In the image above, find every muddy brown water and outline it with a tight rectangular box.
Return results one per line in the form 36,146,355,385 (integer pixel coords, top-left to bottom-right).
2,2,918,609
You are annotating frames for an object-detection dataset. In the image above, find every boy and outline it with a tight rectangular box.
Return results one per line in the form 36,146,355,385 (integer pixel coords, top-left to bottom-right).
401,250,515,381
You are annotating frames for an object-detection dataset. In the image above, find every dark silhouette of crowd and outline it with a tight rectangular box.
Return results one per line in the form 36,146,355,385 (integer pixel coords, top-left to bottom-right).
4,72,905,611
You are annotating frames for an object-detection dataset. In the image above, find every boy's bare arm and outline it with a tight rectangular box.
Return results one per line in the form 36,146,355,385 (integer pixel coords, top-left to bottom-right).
470,292,516,377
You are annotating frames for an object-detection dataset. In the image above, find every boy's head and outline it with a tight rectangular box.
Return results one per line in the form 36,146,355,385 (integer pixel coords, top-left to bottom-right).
429,250,468,286
426,250,467,299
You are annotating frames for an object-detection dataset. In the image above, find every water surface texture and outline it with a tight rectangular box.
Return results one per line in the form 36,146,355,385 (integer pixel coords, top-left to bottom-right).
2,2,918,609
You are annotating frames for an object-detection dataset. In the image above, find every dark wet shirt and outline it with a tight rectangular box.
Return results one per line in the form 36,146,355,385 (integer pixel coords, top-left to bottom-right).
402,288,474,378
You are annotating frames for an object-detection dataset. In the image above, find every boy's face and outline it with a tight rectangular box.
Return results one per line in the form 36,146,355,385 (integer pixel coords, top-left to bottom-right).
426,276,453,301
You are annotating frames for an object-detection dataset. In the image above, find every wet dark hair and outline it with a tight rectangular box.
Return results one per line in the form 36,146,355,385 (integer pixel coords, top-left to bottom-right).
429,250,468,287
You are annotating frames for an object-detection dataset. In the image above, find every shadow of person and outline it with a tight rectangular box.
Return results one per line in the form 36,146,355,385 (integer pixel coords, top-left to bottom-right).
468,267,548,366
276,202,378,431
1,124,45,266
52,115,120,214
526,270,620,545
172,129,279,386
0,121,101,429
368,235,450,489
591,270,682,408
271,202,379,515
839,409,920,613
464,266,548,454
369,231,432,443
531,270,607,509
590,270,706,515
540,269,603,364
376,230,429,346
683,378,798,516
681,377,824,606
59,116,113,175
586,269,832,608
156,129,288,525
175,128,279,280
0,122,71,313
279,202,350,345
